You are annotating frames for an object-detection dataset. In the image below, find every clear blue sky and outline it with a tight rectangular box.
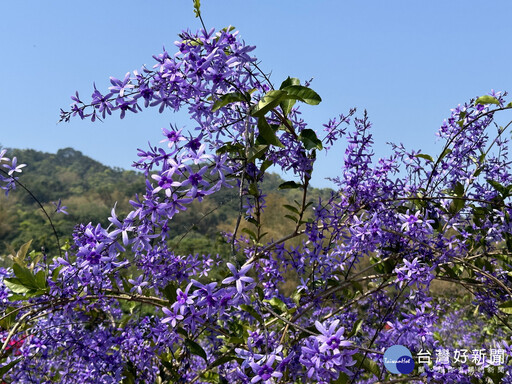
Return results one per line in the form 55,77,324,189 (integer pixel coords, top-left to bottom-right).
1,1,511,188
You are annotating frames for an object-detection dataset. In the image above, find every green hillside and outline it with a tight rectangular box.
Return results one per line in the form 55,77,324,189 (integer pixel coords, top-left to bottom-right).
0,148,333,259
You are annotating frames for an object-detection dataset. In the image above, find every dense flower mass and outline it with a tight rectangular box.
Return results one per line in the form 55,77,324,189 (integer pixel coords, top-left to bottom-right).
1,27,512,383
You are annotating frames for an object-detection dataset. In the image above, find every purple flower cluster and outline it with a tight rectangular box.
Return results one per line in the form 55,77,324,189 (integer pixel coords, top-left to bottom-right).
1,26,512,384
0,149,26,195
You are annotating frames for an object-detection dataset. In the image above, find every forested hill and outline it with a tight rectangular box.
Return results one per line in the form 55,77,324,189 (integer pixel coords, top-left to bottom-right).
0,148,333,258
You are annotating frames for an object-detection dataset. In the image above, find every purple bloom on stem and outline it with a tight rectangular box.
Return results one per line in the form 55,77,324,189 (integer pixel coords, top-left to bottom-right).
249,354,282,384
0,149,8,163
128,275,149,295
91,84,114,118
114,97,139,119
222,263,254,294
172,282,195,314
109,72,134,97
52,199,69,215
185,136,202,152
160,126,186,148
4,157,26,175
315,319,352,354
161,307,184,327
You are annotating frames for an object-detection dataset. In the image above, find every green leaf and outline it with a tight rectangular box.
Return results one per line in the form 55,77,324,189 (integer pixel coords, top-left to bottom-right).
255,286,265,300
257,118,284,147
475,95,500,106
346,319,363,338
201,372,221,383
4,278,32,294
442,265,458,279
11,240,32,266
498,301,512,314
264,297,288,313
448,198,465,214
247,144,269,162
485,365,506,384
52,265,63,282
283,204,299,214
278,181,303,190
0,357,22,377
0,307,17,329
260,160,273,173
35,270,47,290
281,85,322,105
279,77,300,90
415,153,434,162
353,353,380,377
220,26,236,34
279,77,300,115
212,92,247,112
210,354,237,369
285,214,298,223
488,179,506,195
250,90,288,117
247,182,259,196
299,129,323,150
333,372,350,384
240,304,264,324
241,228,258,242
185,338,207,361
162,282,178,303
12,263,38,290
438,147,452,161
121,368,135,384
216,143,245,156
453,181,464,197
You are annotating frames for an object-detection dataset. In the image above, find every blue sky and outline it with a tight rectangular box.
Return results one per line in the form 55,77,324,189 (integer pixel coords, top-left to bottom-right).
1,1,511,188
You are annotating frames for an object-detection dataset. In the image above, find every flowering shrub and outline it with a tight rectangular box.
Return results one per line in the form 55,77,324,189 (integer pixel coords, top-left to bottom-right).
1,23,512,383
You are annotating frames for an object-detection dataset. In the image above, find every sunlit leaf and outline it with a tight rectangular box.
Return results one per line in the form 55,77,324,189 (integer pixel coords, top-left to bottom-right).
212,92,247,112
475,95,500,105
250,90,288,117
257,117,284,147
415,153,434,162
299,129,323,150
279,77,300,115
281,85,322,105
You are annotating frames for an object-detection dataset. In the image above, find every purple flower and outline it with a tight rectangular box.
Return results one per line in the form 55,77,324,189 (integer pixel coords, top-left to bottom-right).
249,354,282,384
0,149,8,163
315,319,352,354
172,282,195,314
91,84,114,118
4,156,26,175
52,199,69,215
109,72,134,97
180,165,209,197
160,126,186,148
161,307,184,327
128,275,149,295
222,263,254,294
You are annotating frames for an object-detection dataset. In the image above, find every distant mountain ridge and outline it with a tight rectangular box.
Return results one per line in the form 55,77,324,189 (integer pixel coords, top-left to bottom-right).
0,147,332,258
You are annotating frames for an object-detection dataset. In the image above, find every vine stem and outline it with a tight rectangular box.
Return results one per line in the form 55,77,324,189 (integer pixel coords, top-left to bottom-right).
0,167,62,258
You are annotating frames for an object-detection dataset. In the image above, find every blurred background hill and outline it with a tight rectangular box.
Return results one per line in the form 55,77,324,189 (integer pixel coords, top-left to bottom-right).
0,148,332,261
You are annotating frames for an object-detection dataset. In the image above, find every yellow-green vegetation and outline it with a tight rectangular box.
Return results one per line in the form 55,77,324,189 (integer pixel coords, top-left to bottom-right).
0,148,332,266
